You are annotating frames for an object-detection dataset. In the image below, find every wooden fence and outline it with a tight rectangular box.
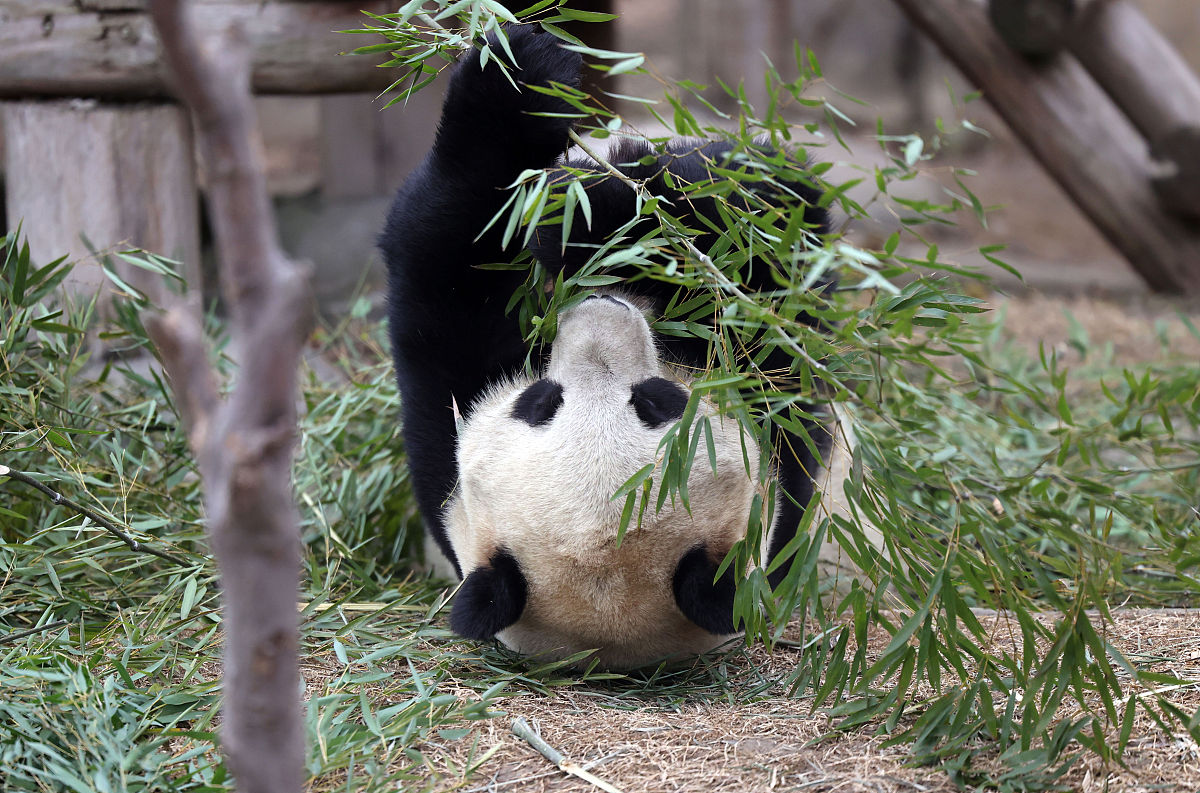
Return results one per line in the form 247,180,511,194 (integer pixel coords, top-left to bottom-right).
2,0,1197,296
0,0,395,294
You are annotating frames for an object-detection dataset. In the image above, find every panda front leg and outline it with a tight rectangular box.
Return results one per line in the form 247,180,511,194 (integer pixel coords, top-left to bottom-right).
381,25,583,293
767,420,835,589
380,26,583,576
432,26,583,187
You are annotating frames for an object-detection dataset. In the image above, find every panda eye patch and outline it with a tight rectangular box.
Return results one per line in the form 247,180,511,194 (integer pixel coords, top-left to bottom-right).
511,379,564,426
630,378,689,428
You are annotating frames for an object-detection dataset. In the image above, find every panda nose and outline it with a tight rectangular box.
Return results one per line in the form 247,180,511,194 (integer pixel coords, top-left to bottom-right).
582,294,630,310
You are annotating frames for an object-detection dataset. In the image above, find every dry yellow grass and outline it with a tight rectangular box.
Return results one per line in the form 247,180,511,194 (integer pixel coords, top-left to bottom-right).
291,608,1200,792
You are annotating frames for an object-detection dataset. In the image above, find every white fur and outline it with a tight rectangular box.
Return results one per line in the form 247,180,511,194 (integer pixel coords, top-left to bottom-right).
443,295,869,668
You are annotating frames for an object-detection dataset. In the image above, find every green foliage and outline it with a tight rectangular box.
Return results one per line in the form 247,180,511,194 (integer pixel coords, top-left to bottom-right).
1,4,1198,791
355,6,1200,787
296,312,422,588
0,652,214,792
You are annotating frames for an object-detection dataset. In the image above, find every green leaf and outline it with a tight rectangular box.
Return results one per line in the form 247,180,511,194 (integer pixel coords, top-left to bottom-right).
180,576,198,620
551,8,618,22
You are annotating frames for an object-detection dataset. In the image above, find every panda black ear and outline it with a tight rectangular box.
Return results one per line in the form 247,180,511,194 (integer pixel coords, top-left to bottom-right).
449,549,528,640
672,545,737,635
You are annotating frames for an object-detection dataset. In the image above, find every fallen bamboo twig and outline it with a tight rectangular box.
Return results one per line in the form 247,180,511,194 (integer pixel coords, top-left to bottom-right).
510,717,626,793
0,464,189,566
0,620,70,645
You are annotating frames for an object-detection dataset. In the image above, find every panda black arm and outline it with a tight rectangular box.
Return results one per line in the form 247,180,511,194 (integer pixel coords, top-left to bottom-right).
432,27,582,179
380,26,582,294
380,27,581,573
449,550,528,640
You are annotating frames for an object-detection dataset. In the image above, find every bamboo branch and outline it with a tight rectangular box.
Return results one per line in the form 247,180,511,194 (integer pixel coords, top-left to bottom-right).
511,718,626,793
0,465,189,566
0,620,70,645
566,129,832,377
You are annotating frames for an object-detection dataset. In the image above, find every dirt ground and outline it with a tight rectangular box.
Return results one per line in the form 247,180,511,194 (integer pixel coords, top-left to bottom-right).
994,291,1200,364
410,610,1200,793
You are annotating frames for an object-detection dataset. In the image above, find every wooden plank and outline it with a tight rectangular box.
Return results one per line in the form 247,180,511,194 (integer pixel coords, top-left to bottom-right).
889,0,1200,295
2,100,201,295
0,0,396,98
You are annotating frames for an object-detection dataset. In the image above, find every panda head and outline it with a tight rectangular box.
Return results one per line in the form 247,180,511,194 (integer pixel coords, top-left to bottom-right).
443,293,763,668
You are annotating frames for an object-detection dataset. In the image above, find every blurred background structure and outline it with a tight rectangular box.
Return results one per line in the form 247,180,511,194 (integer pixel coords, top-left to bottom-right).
1,0,1198,311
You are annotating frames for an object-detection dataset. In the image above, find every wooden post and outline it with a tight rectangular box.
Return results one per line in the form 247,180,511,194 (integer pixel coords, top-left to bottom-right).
2,101,200,294
1073,0,1200,139
742,0,770,112
988,0,1200,218
0,0,403,300
318,86,443,200
889,0,1200,295
678,0,709,87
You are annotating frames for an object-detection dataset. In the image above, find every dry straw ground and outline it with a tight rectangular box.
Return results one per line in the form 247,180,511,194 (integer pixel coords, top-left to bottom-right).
323,609,1199,793
154,292,1198,792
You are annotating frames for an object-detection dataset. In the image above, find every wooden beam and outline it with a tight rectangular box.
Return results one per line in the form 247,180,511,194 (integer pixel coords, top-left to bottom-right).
890,0,1200,295
0,0,396,98
988,0,1200,218
1068,0,1200,218
1080,3,1197,133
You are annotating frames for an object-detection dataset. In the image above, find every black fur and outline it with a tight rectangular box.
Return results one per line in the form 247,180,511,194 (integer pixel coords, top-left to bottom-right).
630,377,689,428
511,379,565,426
672,545,738,635
380,26,832,625
448,549,528,639
380,26,582,576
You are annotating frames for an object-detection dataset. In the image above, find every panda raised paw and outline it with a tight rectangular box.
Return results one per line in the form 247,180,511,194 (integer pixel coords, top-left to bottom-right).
437,25,583,167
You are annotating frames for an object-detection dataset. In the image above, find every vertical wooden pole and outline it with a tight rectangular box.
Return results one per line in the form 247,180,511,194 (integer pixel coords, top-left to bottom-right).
678,0,707,85
741,0,770,111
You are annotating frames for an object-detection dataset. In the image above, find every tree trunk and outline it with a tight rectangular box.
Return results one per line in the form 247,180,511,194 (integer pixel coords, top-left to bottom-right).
145,1,314,790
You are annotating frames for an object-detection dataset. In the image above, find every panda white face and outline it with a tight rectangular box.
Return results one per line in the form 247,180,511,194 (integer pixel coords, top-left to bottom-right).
443,294,763,668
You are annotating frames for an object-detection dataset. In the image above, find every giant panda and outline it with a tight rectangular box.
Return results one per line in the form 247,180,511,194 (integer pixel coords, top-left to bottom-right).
380,25,856,668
